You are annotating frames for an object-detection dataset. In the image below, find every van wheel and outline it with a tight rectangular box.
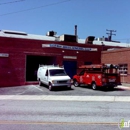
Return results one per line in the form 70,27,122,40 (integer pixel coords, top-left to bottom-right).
68,85,71,89
73,80,80,87
39,79,42,86
92,82,97,90
49,83,53,91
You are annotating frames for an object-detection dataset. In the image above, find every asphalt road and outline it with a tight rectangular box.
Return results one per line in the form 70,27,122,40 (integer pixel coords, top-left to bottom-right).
0,100,129,130
0,84,130,130
0,84,130,96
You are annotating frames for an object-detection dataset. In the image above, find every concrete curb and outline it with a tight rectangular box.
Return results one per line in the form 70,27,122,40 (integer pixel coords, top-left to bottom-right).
0,95,130,102
121,83,130,87
117,85,130,90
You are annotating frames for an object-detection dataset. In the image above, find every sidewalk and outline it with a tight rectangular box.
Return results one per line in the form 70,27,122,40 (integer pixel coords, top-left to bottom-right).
0,95,130,102
121,83,130,87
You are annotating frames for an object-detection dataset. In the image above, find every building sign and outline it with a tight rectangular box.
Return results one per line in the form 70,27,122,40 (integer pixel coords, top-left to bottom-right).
63,56,77,59
0,53,9,57
42,44,97,51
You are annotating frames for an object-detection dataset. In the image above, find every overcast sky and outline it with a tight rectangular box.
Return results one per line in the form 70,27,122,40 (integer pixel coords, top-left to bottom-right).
0,0,130,43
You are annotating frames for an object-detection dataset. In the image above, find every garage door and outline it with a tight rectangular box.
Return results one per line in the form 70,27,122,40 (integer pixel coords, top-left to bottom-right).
26,55,56,81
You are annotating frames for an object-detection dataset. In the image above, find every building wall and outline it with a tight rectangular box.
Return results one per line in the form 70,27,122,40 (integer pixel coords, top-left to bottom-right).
101,48,130,83
0,36,122,87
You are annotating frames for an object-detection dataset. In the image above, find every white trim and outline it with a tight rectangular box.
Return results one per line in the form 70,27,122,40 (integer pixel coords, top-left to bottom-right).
0,53,9,57
63,56,77,59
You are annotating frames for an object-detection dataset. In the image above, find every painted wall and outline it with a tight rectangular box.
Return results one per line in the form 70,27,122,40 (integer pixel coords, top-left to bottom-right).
0,36,121,87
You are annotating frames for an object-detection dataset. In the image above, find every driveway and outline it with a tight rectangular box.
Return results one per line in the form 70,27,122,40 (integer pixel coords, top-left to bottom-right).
0,84,130,96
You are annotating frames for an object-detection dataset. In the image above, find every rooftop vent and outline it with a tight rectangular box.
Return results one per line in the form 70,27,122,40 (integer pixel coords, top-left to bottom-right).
85,36,95,44
60,34,77,42
46,31,57,37
2,30,27,35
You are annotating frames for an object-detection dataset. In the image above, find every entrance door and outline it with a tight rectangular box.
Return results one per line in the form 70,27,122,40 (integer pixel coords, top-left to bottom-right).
63,61,77,79
26,55,56,81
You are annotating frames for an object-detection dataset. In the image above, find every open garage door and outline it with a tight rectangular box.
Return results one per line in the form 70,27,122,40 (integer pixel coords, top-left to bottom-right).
26,55,56,81
63,61,77,79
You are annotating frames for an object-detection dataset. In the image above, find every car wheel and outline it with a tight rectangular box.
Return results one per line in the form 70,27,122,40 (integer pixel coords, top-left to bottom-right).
49,83,53,91
92,82,97,90
73,80,80,87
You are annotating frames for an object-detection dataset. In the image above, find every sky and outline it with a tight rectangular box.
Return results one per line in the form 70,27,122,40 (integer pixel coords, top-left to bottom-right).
0,0,130,43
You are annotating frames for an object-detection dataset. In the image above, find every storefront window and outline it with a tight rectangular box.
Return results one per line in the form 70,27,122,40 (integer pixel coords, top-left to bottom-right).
119,64,128,75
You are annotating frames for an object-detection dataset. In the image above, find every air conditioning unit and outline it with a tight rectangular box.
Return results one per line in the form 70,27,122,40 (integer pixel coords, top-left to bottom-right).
85,36,95,44
46,31,57,37
59,34,77,42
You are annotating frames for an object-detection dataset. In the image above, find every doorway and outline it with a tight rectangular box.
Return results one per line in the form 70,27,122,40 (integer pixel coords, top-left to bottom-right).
63,61,77,79
26,55,56,81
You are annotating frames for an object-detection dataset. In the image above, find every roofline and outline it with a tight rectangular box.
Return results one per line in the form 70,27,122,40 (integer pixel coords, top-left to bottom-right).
0,30,128,47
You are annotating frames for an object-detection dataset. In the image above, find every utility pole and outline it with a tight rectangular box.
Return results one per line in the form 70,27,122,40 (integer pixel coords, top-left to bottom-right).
106,29,116,41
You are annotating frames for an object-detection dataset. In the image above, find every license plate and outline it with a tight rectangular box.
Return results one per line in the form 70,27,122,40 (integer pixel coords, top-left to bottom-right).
109,79,115,82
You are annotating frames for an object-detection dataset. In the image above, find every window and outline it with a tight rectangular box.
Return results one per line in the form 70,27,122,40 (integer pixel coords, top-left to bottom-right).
119,64,128,75
79,70,86,76
49,69,67,76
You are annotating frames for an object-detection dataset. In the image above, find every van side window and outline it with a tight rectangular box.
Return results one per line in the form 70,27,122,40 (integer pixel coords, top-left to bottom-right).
45,70,48,76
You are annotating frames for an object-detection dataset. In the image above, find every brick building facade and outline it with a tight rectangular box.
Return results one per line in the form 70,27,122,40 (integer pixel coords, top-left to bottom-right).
101,48,130,83
0,30,124,87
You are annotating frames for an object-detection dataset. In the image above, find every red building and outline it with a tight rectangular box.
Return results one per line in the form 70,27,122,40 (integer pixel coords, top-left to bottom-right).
101,48,130,83
0,30,124,87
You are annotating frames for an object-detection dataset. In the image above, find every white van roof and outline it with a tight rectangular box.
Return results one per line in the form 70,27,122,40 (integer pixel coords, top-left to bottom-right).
39,65,63,70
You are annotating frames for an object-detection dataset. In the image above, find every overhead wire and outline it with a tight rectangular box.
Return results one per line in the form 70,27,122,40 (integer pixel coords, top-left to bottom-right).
0,0,25,5
0,0,71,16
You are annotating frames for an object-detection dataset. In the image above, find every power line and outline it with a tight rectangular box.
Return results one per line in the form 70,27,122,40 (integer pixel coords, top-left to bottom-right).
0,0,25,5
0,0,71,16
106,29,116,41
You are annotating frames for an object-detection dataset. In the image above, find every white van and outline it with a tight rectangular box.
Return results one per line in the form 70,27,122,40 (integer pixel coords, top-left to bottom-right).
37,65,71,91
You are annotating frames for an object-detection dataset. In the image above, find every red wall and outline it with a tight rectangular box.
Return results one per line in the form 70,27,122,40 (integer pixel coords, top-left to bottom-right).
0,36,120,87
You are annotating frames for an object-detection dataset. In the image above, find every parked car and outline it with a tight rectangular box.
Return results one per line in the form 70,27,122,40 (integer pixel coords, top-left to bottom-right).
73,64,121,90
37,65,71,91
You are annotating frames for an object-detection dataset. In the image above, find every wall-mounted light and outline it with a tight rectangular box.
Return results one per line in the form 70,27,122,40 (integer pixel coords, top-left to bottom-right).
76,51,79,53
62,50,65,53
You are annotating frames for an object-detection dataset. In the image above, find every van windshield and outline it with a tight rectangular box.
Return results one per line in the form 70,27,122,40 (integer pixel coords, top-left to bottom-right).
49,69,67,76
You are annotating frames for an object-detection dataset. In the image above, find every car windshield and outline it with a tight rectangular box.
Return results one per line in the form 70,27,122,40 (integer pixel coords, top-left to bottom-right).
49,69,67,76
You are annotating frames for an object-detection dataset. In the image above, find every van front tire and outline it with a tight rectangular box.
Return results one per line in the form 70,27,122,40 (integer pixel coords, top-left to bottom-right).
68,85,71,89
49,83,53,91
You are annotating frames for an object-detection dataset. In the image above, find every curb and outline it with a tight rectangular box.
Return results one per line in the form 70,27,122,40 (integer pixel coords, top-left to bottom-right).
117,85,130,90
121,83,130,87
0,95,130,102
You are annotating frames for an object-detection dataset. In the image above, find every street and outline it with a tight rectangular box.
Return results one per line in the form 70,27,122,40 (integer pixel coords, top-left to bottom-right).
0,85,130,130
0,99,130,130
